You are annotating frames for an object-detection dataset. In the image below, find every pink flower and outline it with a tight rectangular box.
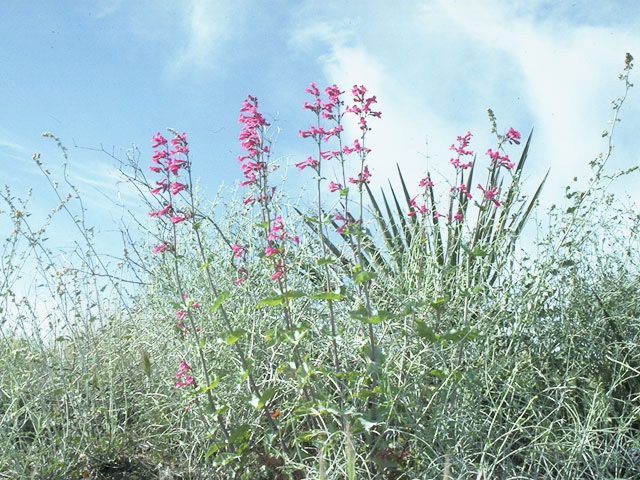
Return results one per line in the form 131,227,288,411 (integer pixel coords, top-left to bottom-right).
271,262,284,281
152,242,173,254
167,158,187,175
348,165,371,185
323,125,343,142
152,150,169,163
175,359,192,379
176,310,187,321
505,127,521,145
328,181,342,192
170,182,187,195
486,149,515,170
150,179,168,195
408,196,427,217
175,375,196,389
171,132,188,146
453,212,463,222
295,156,320,171
264,245,280,257
231,243,247,258
302,98,322,113
151,132,167,148
149,204,171,217
343,139,370,155
433,210,445,219
234,266,248,285
419,177,434,188
171,213,189,224
477,184,501,207
334,213,348,234
320,150,339,160
305,82,320,96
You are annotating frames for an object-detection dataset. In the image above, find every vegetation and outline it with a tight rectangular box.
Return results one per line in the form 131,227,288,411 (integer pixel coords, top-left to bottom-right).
0,54,637,479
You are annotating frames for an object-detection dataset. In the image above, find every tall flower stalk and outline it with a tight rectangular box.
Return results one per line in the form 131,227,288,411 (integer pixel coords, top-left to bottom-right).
148,130,290,455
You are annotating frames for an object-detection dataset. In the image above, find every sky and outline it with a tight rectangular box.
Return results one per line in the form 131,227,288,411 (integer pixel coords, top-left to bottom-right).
1,0,639,283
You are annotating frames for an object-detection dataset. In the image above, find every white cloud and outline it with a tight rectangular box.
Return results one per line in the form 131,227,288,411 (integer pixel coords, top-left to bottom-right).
167,0,235,75
91,0,123,19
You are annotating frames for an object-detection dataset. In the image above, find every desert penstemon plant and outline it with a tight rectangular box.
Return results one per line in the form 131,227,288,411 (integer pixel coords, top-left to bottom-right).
146,130,292,462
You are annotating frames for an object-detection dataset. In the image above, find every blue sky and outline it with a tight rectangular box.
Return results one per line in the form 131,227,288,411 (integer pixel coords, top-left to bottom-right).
2,0,639,267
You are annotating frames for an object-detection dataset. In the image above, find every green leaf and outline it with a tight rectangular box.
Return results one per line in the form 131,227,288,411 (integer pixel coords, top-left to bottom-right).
251,389,276,410
355,270,377,285
355,415,377,432
256,295,284,308
317,257,336,266
256,290,306,308
361,310,393,325
415,320,441,343
441,327,482,342
349,308,370,322
211,452,241,467
311,292,343,301
209,291,230,313
427,368,446,380
218,328,246,346
205,441,225,459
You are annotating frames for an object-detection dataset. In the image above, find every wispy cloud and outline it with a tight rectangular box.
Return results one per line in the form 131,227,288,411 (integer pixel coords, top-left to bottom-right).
91,0,123,19
166,0,236,76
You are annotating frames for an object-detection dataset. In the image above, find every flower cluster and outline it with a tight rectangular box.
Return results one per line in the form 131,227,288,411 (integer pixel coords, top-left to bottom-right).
300,83,380,235
237,95,270,202
346,84,382,131
148,132,192,253
175,359,196,389
297,82,345,173
449,131,474,170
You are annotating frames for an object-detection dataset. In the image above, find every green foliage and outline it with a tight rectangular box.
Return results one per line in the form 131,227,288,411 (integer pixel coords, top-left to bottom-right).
0,53,637,479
